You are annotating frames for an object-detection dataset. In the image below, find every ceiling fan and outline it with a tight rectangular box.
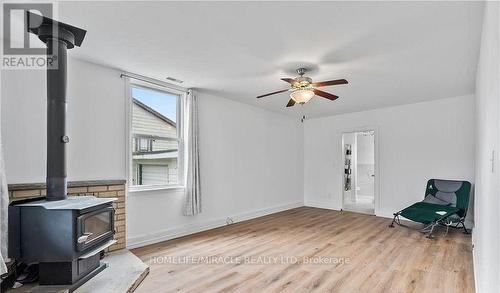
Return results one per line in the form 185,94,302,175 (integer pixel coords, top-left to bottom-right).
256,68,348,107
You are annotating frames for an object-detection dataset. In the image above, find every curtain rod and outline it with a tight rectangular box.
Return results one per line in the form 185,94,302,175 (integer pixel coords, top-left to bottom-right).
120,72,189,93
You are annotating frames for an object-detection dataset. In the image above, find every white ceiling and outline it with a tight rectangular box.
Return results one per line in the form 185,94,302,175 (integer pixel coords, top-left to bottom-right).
58,1,484,118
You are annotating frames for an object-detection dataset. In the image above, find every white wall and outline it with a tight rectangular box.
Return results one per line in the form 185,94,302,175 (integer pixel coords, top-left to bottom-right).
472,2,500,292
356,133,374,165
304,95,475,220
1,58,304,249
126,92,304,247
1,58,126,183
356,133,374,197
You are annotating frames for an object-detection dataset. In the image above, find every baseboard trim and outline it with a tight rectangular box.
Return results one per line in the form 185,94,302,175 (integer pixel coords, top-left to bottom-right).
375,212,395,219
305,202,394,220
127,201,304,249
304,200,340,211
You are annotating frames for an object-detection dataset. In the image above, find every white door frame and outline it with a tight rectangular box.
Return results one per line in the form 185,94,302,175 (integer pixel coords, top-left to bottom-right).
340,126,380,215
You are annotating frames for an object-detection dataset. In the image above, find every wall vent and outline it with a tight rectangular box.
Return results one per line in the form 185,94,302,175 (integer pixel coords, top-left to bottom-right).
166,76,183,84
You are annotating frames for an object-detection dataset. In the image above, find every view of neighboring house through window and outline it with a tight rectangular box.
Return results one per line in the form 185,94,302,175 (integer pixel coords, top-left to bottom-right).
131,85,181,187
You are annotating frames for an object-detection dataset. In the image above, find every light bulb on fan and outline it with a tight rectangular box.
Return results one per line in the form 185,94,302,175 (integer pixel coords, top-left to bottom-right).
290,88,314,104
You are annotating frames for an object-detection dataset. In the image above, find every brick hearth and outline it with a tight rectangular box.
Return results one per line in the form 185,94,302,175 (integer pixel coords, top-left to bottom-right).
8,180,126,251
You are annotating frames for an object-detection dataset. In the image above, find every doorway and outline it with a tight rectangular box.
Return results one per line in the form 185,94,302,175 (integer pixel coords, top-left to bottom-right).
342,130,375,215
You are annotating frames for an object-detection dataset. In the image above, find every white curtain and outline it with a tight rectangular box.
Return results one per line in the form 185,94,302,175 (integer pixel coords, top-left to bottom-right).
183,90,201,216
0,123,8,274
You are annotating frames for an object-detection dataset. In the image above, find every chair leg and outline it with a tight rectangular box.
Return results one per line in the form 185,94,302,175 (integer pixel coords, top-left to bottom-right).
444,224,450,237
426,222,438,238
389,213,399,228
460,221,470,234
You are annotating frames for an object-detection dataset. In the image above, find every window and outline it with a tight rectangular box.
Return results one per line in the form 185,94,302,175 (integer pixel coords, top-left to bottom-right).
135,138,153,152
129,83,184,189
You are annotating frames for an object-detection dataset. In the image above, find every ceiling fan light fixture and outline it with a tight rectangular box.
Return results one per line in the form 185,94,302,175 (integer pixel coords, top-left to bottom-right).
256,67,347,107
290,88,314,104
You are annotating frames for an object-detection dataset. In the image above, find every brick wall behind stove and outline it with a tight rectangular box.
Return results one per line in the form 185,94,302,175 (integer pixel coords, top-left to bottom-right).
8,182,126,252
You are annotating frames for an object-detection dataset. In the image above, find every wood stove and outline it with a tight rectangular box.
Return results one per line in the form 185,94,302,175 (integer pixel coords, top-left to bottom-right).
9,197,116,287
8,12,116,291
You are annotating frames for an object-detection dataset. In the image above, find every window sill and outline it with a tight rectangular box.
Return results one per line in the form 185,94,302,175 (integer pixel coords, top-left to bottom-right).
128,185,185,194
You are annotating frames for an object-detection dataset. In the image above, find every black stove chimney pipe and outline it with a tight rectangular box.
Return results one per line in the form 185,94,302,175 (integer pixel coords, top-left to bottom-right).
27,13,86,201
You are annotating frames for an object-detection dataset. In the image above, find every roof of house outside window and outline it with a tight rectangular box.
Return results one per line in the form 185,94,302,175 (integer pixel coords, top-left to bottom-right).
132,98,176,127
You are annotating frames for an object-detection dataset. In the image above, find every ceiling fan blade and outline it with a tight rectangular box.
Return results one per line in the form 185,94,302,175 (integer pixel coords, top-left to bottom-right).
313,89,339,101
286,99,296,107
311,79,348,87
256,89,289,99
281,78,296,85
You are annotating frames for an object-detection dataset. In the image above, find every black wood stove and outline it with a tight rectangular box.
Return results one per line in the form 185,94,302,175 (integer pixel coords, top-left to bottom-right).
8,13,116,291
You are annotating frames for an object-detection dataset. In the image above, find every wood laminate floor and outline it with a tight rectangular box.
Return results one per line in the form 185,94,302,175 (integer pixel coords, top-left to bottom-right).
132,207,474,293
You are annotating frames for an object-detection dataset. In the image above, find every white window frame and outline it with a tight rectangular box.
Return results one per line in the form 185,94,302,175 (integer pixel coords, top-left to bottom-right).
136,138,151,152
125,78,187,192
